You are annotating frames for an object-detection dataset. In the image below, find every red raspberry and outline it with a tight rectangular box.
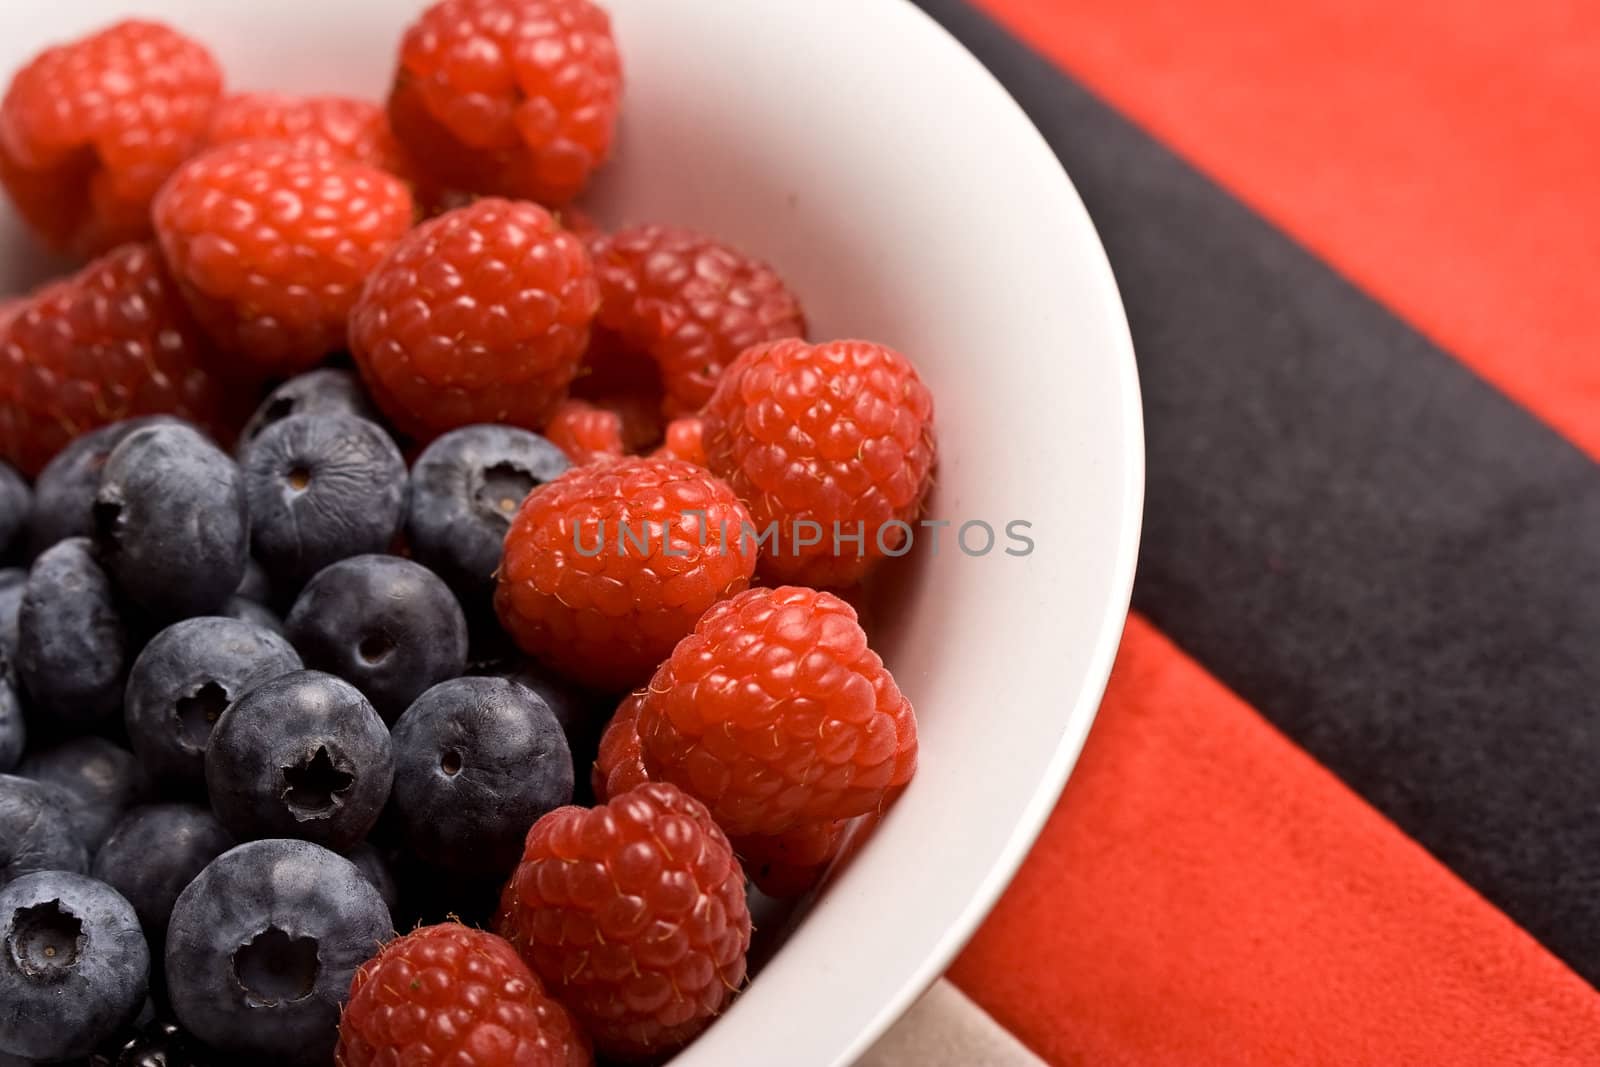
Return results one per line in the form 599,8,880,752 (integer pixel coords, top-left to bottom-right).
495,456,755,690
637,585,918,836
388,0,622,206
0,20,222,257
153,140,415,377
205,93,412,179
496,782,751,1061
350,197,597,439
545,399,624,466
592,692,648,802
337,922,591,1067
702,338,936,587
651,416,706,467
589,225,806,415
0,242,236,476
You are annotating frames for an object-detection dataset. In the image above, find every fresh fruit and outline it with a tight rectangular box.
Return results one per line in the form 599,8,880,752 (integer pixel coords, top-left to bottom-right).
545,398,624,465
0,674,21,774
0,20,222,256
349,197,598,438
495,456,757,690
153,139,416,377
0,871,150,1061
652,415,706,467
90,803,235,937
16,737,149,851
0,568,22,661
223,596,286,635
336,922,591,1067
701,338,937,587
124,616,304,787
0,244,234,479
205,670,395,851
0,774,87,888
387,0,622,206
0,462,29,557
285,555,469,721
165,839,393,1065
591,691,647,801
242,414,409,588
496,781,751,1061
390,677,573,874
25,416,186,553
345,843,400,916
235,368,382,460
205,92,412,177
16,537,127,730
93,421,249,619
636,585,918,836
588,224,806,415
406,424,571,602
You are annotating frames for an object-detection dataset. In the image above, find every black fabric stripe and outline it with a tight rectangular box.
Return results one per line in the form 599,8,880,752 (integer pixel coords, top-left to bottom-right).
912,0,1600,983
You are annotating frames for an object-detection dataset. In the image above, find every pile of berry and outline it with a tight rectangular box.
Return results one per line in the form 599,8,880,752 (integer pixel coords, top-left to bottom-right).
0,1,936,1065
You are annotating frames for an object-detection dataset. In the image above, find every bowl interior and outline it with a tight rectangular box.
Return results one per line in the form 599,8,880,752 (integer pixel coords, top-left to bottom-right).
0,2,1143,1065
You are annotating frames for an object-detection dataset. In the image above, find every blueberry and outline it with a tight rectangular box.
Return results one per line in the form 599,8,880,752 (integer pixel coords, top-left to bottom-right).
345,842,400,915
29,416,188,556
0,774,88,887
0,463,29,561
0,674,20,774
164,839,392,1065
18,738,151,852
85,1015,207,1067
235,557,274,604
0,569,23,662
16,538,127,730
93,423,248,620
221,596,286,637
91,804,234,939
243,414,408,590
286,556,468,722
235,369,382,460
206,671,394,851
125,617,303,788
501,658,598,758
406,424,569,601
391,676,573,874
0,872,150,1061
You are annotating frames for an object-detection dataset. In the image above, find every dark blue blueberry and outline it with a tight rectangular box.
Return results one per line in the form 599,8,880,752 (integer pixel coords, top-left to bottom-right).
125,617,302,788
0,568,22,662
16,538,127,730
286,555,468,722
0,774,88,888
235,369,381,460
164,839,392,1065
0,872,149,1061
243,414,408,590
221,596,286,636
93,423,248,620
206,671,394,851
406,424,569,605
0,673,21,774
85,1014,208,1067
0,463,29,561
18,738,150,852
501,658,599,758
344,841,400,915
235,557,274,604
391,676,573,874
29,416,188,556
91,804,234,939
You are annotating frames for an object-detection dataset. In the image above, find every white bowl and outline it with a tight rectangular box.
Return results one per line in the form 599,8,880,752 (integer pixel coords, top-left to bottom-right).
0,2,1143,1064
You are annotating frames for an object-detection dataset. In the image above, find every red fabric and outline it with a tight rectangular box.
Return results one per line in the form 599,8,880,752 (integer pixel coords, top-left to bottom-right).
967,0,1600,460
952,616,1600,1065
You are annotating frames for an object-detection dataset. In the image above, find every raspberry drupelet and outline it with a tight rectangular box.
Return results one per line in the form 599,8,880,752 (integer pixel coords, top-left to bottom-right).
495,782,751,1062
204,92,413,179
0,20,223,256
349,197,598,439
495,456,755,690
336,923,591,1067
388,0,622,206
153,140,415,377
545,398,625,466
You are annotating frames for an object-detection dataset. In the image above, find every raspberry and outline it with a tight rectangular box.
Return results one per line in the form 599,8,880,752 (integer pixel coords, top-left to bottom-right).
337,923,591,1067
545,399,624,465
153,140,415,377
636,585,918,836
495,456,756,690
349,197,597,439
205,93,412,178
592,692,648,801
652,416,706,467
589,225,806,415
702,338,937,587
0,20,222,257
0,242,236,476
388,0,622,206
495,782,751,1061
